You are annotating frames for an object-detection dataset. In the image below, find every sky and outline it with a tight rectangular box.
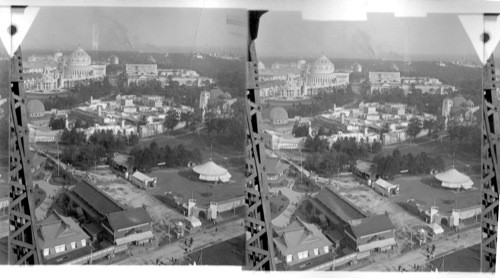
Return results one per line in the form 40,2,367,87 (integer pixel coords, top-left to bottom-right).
256,12,481,61
21,7,247,53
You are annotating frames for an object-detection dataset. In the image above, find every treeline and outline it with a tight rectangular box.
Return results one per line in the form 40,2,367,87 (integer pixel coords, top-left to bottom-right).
128,142,203,172
371,149,445,180
204,98,246,149
60,128,139,170
43,79,113,111
303,136,382,177
363,88,448,115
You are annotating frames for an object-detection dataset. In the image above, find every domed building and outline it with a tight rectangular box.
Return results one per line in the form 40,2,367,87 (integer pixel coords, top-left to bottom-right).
209,88,224,100
304,54,350,95
451,96,467,109
269,106,289,125
27,99,52,127
27,99,45,118
61,47,106,88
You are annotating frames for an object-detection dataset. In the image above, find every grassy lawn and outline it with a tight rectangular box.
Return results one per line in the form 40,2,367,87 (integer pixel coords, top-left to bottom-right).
186,234,244,266
147,167,245,206
392,175,481,214
270,194,290,219
379,138,480,174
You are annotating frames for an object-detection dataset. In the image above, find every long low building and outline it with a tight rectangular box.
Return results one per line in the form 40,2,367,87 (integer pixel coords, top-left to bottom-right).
310,187,367,231
344,214,397,259
67,179,125,221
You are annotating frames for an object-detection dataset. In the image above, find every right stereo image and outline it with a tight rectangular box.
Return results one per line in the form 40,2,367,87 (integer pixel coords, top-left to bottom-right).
245,10,492,272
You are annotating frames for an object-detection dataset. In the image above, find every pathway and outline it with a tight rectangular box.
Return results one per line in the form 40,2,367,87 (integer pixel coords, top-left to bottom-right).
115,219,244,265
34,171,61,221
356,226,481,271
269,186,306,228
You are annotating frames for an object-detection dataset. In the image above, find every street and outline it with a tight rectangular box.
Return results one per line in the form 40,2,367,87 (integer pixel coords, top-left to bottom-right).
356,226,481,271
116,219,244,265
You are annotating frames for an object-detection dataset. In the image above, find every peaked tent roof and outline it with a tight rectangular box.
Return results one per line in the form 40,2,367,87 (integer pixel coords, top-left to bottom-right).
435,168,472,184
192,161,229,177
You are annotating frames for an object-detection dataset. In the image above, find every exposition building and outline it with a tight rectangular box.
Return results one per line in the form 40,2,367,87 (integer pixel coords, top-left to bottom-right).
24,47,106,92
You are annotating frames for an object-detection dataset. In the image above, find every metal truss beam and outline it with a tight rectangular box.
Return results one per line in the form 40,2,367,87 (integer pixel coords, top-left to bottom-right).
482,54,499,272
244,10,276,271
8,47,42,265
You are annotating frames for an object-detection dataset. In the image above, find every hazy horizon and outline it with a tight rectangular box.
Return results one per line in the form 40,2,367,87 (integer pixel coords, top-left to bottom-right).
20,7,247,54
256,12,481,62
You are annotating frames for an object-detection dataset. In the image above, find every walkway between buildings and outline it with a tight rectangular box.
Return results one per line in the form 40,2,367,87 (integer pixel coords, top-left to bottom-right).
270,185,306,228
34,172,61,221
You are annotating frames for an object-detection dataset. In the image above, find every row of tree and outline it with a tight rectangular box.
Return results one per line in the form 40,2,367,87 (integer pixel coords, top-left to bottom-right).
128,142,203,172
60,128,140,170
371,150,445,180
303,136,382,176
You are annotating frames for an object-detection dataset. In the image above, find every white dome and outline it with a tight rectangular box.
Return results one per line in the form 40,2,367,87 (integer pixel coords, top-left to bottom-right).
68,47,91,67
311,54,334,75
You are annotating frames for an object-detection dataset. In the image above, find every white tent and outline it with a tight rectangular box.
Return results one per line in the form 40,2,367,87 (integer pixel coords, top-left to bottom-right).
192,160,231,183
186,215,202,228
428,223,444,235
435,168,473,190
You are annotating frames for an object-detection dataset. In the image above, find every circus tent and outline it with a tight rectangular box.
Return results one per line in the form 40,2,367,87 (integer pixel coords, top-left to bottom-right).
192,160,231,183
434,168,473,190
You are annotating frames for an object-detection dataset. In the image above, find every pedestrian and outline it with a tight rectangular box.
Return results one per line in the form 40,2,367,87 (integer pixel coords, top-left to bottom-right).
215,228,218,233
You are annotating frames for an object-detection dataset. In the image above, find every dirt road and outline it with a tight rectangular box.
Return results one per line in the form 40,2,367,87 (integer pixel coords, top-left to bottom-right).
357,226,481,271
116,219,244,265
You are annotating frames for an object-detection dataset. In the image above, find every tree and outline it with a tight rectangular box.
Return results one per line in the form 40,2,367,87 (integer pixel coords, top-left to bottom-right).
406,117,423,141
292,123,309,137
164,109,180,132
49,116,66,130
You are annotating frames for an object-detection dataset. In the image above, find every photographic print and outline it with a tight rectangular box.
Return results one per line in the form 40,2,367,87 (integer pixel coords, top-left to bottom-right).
2,6,247,266
252,11,483,272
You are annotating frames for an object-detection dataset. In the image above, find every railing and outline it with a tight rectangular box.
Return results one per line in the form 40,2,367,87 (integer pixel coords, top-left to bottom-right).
307,252,358,271
63,246,115,265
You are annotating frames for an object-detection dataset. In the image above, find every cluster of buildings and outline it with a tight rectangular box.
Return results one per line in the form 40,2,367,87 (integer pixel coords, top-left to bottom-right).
37,179,154,264
274,187,397,268
368,72,456,95
23,47,106,93
259,54,356,101
258,55,458,102
316,101,435,146
26,88,215,142
125,64,213,87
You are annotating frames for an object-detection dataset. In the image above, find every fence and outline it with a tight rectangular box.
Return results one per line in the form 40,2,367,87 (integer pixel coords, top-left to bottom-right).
307,252,358,271
63,246,115,265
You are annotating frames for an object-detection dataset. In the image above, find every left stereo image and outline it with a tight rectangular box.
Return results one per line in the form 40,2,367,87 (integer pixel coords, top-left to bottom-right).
0,6,248,266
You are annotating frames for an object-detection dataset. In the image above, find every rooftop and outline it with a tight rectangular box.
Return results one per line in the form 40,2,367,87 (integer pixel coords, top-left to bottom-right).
71,180,124,216
274,218,332,256
314,187,367,223
106,207,153,231
346,214,395,239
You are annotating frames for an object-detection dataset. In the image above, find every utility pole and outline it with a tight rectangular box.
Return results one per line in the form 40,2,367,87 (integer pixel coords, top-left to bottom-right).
57,138,60,177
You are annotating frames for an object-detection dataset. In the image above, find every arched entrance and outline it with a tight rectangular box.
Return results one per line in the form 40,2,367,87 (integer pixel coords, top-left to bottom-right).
198,210,206,219
440,218,448,227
